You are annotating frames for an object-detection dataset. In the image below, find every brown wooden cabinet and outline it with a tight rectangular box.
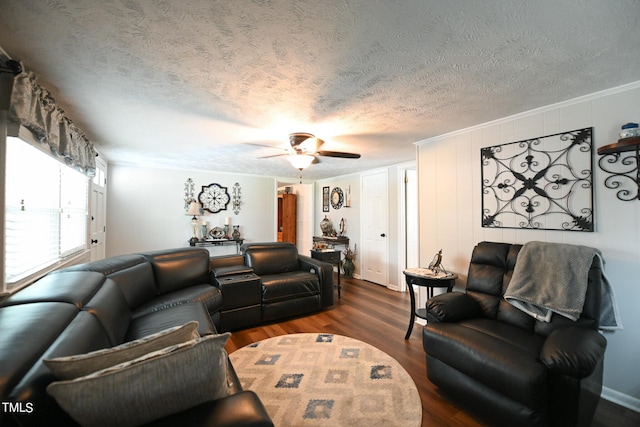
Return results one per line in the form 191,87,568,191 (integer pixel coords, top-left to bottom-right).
277,193,296,244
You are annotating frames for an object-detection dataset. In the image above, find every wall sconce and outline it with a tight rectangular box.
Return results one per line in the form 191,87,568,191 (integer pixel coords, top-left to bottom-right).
597,123,640,201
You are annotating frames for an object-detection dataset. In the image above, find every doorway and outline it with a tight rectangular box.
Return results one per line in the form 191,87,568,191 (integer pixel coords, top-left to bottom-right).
399,166,418,291
360,170,388,285
90,156,107,261
276,182,314,254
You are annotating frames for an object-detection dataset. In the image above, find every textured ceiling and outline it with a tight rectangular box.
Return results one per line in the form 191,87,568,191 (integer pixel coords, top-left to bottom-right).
1,1,640,180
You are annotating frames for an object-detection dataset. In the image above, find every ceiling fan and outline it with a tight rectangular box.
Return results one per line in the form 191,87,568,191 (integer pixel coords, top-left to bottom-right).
251,132,361,171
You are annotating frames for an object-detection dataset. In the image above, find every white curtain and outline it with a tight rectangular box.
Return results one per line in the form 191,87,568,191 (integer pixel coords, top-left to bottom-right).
8,71,96,177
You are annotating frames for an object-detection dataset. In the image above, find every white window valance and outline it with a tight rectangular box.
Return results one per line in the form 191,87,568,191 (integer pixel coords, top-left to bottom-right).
8,71,96,177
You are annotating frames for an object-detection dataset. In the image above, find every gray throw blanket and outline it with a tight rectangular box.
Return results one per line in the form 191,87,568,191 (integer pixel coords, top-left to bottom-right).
505,241,623,330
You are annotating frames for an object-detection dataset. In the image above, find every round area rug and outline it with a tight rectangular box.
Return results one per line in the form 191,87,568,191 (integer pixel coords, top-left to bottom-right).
229,333,422,426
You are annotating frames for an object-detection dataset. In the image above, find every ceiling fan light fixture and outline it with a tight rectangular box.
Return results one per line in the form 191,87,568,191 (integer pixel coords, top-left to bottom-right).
287,153,314,170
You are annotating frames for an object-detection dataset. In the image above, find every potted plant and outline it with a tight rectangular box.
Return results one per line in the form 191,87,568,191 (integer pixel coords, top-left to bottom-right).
342,244,357,278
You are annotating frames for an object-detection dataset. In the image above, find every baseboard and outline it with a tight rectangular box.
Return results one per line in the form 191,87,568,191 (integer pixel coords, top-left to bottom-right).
601,386,640,413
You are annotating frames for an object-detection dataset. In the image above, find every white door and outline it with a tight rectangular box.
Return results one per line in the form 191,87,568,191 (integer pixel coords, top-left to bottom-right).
361,170,388,285
90,157,107,261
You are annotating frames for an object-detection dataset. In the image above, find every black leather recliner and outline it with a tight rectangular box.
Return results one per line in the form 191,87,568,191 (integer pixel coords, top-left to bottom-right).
423,241,607,427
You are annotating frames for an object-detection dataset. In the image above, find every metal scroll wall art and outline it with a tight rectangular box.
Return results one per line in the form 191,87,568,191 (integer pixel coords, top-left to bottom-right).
481,127,594,232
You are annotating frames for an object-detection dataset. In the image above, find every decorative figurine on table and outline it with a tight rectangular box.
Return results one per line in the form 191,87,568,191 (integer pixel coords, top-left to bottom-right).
428,249,448,275
320,215,334,236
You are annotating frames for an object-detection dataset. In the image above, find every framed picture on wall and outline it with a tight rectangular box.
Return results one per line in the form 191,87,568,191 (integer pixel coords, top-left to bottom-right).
322,186,330,212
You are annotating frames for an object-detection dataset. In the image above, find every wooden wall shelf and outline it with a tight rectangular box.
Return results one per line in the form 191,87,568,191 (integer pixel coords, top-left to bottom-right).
597,136,640,155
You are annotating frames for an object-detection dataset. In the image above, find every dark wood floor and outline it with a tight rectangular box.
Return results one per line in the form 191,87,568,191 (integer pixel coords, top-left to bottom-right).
225,276,640,427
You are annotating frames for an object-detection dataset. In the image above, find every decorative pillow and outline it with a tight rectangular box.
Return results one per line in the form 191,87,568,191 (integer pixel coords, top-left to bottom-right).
44,321,199,380
47,332,232,427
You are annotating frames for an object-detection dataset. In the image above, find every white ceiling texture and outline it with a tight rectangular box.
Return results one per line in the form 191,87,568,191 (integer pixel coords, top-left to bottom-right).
1,1,640,180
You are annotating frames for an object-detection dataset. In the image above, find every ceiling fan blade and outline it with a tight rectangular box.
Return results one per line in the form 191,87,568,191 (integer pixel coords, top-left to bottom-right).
258,153,289,159
245,142,289,152
316,150,361,159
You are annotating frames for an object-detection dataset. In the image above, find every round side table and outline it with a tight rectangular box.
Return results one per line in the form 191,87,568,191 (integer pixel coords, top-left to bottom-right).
403,268,457,339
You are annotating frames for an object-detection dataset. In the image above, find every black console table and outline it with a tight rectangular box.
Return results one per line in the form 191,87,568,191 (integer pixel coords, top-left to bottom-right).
193,239,244,254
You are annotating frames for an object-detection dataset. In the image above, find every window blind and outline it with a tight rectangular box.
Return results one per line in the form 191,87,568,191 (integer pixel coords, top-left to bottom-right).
4,136,88,287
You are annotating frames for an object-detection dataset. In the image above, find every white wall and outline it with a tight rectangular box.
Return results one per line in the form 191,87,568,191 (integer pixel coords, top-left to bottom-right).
417,81,640,410
106,164,277,257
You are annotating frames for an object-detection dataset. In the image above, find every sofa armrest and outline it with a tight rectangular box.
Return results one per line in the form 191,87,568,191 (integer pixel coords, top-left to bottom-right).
211,265,254,279
426,291,482,323
299,255,334,308
540,327,607,378
209,255,246,271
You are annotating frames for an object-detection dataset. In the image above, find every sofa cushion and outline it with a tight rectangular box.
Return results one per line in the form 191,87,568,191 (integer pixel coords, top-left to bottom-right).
142,391,272,427
60,254,157,309
47,333,232,427
44,321,199,380
133,284,222,318
465,242,518,319
143,248,211,295
242,243,300,276
0,271,106,308
0,302,78,404
127,302,217,340
260,271,320,304
424,320,547,408
5,311,112,427
83,278,132,346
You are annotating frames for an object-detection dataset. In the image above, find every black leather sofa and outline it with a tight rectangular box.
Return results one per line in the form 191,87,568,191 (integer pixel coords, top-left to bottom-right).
423,241,607,427
210,242,334,330
0,247,273,427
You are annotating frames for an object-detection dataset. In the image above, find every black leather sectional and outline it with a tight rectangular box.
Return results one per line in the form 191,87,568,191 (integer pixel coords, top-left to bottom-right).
0,243,334,426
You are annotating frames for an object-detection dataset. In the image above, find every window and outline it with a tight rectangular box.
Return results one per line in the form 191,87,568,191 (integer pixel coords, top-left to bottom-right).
4,136,89,289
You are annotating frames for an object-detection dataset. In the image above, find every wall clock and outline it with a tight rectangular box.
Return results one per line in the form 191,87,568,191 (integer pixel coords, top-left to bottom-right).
330,187,344,209
198,183,230,213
